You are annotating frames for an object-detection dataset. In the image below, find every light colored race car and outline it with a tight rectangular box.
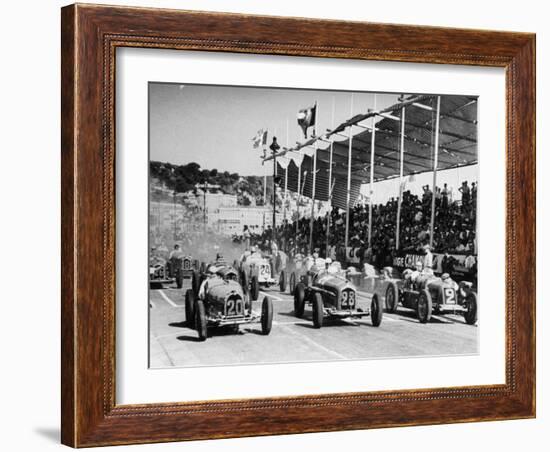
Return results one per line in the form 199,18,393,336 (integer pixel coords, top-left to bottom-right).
149,257,174,289
293,261,383,328
363,265,478,324
235,250,288,299
186,264,273,341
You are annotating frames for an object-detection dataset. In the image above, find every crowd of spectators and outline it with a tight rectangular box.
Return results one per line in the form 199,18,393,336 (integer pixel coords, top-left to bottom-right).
244,181,477,269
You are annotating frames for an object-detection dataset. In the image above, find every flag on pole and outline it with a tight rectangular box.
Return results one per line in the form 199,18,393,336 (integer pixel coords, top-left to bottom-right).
297,104,316,138
252,129,268,149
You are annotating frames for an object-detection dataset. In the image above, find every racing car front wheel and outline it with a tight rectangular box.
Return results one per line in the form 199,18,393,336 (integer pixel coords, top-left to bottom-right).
294,283,306,318
279,270,287,292
289,272,296,295
312,292,323,329
250,275,260,301
417,289,433,323
371,294,383,327
261,296,273,335
463,291,478,325
185,289,195,328
385,282,399,313
194,299,207,341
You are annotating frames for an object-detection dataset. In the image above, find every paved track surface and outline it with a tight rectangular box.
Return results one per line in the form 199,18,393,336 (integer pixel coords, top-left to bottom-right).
149,281,478,368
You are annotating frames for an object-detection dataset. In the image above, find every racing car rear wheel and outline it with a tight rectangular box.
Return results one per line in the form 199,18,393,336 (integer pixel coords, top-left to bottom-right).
194,299,207,341
289,272,296,295
294,282,306,318
250,275,260,301
371,294,383,327
279,270,287,292
312,292,323,329
463,291,478,325
385,282,398,313
185,289,195,328
417,289,433,323
261,296,273,335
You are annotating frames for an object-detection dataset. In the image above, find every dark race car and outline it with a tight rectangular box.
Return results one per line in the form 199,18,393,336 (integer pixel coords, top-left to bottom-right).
365,266,478,324
293,261,383,329
185,263,273,341
166,255,199,289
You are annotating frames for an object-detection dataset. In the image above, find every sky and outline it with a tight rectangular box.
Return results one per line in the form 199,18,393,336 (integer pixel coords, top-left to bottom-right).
149,83,399,176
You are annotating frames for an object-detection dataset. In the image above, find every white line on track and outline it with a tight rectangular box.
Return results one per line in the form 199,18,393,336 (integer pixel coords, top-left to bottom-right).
259,291,283,302
158,289,181,308
280,324,347,359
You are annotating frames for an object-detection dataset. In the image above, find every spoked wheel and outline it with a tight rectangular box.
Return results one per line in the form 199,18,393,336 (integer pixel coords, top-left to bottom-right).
417,289,433,323
185,289,195,328
463,291,478,325
289,272,296,295
371,294,383,327
279,270,287,292
311,292,324,329
294,282,306,318
385,282,398,313
194,299,207,341
261,296,273,335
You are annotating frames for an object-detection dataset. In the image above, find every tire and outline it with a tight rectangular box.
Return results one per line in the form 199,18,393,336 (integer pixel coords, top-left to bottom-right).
185,289,195,328
191,269,200,297
417,289,433,323
279,270,287,292
261,296,273,335
463,291,478,325
240,269,249,296
385,282,398,313
289,272,296,295
312,292,324,328
250,275,260,301
275,254,282,274
371,294,383,327
294,282,306,318
194,299,207,341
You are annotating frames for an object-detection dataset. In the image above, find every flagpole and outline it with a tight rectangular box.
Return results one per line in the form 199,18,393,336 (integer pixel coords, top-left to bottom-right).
272,127,278,247
309,102,318,254
368,94,377,249
396,105,405,250
429,96,441,249
325,96,335,258
344,94,354,254
283,119,289,222
296,158,302,239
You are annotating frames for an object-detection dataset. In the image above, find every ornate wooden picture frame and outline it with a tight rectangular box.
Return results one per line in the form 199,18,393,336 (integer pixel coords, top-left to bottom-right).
61,3,535,447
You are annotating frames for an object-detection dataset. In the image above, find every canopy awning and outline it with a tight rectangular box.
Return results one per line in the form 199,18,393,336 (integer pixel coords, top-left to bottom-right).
274,94,477,208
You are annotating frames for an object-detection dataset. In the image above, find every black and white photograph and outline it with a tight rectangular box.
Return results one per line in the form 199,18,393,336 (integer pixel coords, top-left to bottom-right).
148,83,479,368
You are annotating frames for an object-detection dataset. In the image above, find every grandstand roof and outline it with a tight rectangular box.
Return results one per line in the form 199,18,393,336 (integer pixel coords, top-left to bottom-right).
274,94,477,208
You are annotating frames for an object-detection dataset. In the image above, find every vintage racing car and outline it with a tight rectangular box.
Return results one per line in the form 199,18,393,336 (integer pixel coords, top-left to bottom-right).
364,265,478,324
293,261,383,328
186,263,273,341
235,249,287,299
166,255,198,289
149,257,174,289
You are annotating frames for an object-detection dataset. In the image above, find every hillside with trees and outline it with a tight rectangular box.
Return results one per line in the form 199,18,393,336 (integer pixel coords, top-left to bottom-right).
150,161,273,206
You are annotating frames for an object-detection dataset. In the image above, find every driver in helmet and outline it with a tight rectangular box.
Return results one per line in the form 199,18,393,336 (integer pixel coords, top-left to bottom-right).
198,264,219,300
